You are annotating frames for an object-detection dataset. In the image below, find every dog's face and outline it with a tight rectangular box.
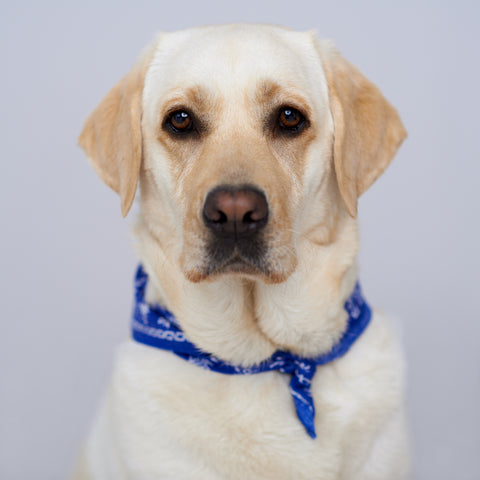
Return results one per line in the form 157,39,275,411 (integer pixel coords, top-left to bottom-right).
140,27,333,284
80,25,406,286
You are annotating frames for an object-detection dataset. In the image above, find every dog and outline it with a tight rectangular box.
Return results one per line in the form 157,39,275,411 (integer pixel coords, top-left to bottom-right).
73,24,409,480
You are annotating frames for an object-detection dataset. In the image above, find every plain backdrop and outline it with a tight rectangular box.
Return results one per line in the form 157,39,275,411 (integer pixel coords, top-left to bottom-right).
2,1,479,479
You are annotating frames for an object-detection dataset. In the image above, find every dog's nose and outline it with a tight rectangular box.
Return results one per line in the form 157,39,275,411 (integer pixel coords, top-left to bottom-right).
202,186,268,238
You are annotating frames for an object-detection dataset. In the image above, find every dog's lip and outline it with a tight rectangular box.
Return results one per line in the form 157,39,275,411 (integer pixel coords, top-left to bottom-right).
207,256,288,284
209,253,264,277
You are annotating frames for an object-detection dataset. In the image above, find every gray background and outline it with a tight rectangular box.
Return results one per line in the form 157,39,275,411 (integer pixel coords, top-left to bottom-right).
2,1,479,479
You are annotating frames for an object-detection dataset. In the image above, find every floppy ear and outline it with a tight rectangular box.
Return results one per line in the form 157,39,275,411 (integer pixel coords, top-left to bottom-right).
319,43,407,217
78,47,153,217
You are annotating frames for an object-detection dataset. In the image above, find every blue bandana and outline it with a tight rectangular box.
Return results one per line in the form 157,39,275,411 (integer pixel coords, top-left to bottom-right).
131,265,371,438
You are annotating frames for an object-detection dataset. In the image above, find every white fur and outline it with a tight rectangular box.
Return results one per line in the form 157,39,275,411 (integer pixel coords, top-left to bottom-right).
74,25,409,480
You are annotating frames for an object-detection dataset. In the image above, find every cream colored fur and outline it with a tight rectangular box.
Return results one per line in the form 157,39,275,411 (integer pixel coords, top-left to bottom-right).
74,24,409,480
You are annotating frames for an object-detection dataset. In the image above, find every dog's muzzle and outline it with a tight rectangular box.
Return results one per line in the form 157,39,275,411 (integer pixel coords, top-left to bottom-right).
201,185,269,275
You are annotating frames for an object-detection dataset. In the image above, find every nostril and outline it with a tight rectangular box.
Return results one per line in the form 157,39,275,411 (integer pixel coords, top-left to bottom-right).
245,206,267,223
242,211,253,223
213,210,228,224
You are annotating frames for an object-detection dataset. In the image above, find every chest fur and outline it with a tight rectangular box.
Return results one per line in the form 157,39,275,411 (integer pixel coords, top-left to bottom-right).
86,314,404,480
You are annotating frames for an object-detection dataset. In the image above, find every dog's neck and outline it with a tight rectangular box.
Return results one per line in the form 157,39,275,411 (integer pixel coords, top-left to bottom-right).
133,214,359,366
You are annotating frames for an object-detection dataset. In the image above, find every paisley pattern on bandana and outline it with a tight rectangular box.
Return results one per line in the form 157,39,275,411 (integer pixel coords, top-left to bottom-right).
132,265,372,439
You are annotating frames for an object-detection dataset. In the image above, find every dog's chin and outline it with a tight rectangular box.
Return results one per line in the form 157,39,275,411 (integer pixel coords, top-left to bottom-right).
183,255,290,284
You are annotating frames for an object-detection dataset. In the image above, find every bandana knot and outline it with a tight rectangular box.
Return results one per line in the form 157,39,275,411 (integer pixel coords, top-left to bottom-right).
131,265,371,439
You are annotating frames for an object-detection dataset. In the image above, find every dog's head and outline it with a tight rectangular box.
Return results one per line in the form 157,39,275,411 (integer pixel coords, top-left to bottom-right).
79,25,406,286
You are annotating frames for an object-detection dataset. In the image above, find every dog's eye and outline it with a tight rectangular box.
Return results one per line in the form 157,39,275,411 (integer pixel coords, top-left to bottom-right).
278,108,304,130
168,110,193,132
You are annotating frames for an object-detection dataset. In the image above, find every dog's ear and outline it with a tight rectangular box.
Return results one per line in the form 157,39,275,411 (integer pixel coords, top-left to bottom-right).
78,47,154,217
319,42,407,217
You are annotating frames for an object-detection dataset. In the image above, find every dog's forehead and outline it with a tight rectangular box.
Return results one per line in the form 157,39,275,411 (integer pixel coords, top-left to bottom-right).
144,25,326,105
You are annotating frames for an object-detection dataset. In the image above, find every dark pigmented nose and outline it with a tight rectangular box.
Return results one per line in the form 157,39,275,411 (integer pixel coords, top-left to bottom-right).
202,186,269,238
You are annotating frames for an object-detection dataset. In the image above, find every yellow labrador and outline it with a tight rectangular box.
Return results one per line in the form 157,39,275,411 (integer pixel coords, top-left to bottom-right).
74,24,408,480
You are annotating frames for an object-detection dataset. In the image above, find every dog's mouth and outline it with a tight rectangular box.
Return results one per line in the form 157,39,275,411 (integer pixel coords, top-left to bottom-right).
183,235,295,284
182,232,295,284
208,253,264,277
204,236,269,279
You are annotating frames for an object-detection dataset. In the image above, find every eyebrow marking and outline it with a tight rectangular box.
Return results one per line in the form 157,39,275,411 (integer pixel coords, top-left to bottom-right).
256,79,282,105
254,79,312,116
160,85,216,112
